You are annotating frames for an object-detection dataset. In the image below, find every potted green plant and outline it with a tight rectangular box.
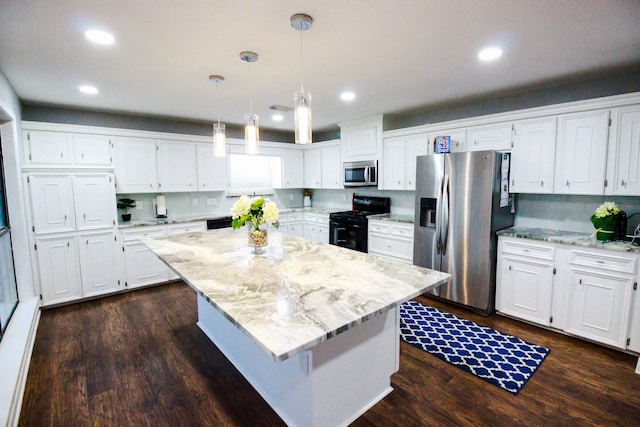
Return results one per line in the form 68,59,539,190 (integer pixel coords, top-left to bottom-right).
117,198,136,222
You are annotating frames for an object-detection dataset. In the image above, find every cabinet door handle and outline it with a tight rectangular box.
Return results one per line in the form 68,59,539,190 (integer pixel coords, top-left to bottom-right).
508,265,512,271
596,260,605,264
621,180,626,186
67,242,70,247
579,279,583,285
540,180,544,187
566,180,570,187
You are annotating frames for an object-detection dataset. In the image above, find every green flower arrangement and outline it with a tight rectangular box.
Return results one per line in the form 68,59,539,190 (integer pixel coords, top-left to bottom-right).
590,201,620,241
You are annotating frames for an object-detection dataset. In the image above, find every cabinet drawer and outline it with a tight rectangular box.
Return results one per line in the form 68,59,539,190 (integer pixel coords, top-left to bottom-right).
167,222,206,235
122,226,167,241
501,239,554,261
369,235,413,262
287,212,303,222
303,212,318,222
390,224,413,239
570,250,636,275
369,222,390,234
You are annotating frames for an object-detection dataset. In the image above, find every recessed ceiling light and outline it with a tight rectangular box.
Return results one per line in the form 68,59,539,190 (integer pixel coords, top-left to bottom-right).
79,85,98,95
478,47,503,62
340,91,356,102
84,29,115,45
271,114,284,122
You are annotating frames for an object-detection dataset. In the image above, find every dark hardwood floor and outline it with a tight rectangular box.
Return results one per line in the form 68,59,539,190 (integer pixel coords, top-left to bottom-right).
20,281,640,426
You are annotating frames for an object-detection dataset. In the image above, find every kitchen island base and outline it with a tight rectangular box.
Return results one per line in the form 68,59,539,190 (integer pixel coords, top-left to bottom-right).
196,294,400,427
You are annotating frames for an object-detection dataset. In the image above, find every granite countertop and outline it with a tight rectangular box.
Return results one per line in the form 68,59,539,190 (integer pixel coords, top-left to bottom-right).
369,213,415,224
118,214,231,229
498,227,640,254
142,229,450,362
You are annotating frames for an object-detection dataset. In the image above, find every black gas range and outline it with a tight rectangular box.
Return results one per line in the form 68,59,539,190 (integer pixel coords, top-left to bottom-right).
329,195,391,253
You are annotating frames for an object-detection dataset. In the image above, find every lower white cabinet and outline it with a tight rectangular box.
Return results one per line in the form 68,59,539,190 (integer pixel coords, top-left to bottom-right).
368,220,413,263
496,238,555,326
77,230,122,298
497,236,639,351
280,211,303,237
303,211,330,243
122,225,171,289
36,234,82,305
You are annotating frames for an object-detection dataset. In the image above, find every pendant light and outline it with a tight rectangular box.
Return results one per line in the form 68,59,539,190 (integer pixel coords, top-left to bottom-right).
290,13,313,145
240,51,259,154
209,75,226,157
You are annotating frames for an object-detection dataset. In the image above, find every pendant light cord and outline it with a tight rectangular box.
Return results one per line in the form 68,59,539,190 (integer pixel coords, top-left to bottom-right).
299,22,304,92
216,81,221,126
248,61,253,115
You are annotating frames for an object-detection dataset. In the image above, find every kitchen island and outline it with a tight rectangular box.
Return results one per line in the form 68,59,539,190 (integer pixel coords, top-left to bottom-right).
143,228,450,427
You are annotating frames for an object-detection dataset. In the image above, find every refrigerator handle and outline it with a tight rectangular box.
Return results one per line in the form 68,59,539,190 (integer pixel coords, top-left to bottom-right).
435,176,443,254
441,173,450,256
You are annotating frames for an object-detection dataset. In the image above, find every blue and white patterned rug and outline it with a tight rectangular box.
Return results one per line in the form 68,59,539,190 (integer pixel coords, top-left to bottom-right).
399,300,550,394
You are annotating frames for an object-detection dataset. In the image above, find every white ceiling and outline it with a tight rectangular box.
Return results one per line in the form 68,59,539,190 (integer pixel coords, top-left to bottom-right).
1,0,639,134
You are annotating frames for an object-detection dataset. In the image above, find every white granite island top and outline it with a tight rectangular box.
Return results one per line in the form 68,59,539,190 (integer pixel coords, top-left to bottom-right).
142,228,450,362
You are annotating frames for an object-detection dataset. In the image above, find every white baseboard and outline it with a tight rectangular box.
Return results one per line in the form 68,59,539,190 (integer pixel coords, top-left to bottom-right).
0,298,40,427
636,357,640,375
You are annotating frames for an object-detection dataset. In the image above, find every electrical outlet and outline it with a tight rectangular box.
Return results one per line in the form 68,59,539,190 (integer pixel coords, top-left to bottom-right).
192,198,199,207
206,197,217,206
289,193,294,201
135,200,143,210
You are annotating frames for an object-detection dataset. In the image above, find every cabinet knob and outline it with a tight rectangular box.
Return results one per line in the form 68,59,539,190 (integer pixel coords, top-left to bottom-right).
508,265,512,271
540,180,544,187
621,180,626,186
566,180,570,187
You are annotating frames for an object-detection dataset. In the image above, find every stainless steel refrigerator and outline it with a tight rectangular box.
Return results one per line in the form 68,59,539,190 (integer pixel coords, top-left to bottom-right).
413,150,515,315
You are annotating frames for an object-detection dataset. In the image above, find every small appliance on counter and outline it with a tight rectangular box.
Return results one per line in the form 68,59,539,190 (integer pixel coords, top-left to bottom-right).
303,189,312,207
155,195,168,218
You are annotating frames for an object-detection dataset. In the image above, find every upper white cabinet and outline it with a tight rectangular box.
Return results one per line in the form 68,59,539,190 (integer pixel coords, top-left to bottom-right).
72,173,117,230
24,130,113,168
27,173,76,234
196,143,228,191
72,134,113,166
467,122,513,151
321,144,342,189
428,128,466,153
24,131,73,166
510,117,557,194
156,140,197,192
114,137,159,193
339,116,383,162
303,142,341,189
279,148,304,189
554,110,610,195
382,132,429,190
607,105,640,196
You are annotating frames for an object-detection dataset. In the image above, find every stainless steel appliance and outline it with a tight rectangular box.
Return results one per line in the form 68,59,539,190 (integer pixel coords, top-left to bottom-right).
330,194,390,252
413,150,515,314
343,160,378,187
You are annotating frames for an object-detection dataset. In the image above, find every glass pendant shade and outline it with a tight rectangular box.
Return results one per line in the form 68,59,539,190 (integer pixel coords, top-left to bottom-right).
244,113,259,155
213,123,226,157
294,91,312,144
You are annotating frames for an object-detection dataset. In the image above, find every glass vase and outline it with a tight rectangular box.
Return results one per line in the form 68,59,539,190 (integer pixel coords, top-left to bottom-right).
248,227,268,254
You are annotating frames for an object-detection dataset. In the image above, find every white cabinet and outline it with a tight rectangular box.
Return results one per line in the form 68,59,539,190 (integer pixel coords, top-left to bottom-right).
157,141,197,192
467,122,513,151
303,212,329,243
607,105,640,196
367,220,414,263
279,149,304,189
303,148,322,188
554,110,609,195
497,236,639,351
429,128,467,153
24,130,73,166
122,226,171,289
510,117,557,194
27,174,76,234
72,173,117,230
114,137,159,193
73,134,113,167
167,222,206,235
496,238,555,326
321,145,342,189
196,143,228,191
36,234,82,305
77,230,122,297
382,133,429,190
280,211,303,237
629,287,640,353
565,249,636,349
304,143,341,189
339,116,383,162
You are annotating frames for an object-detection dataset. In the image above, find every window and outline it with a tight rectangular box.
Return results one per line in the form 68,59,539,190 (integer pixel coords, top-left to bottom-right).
228,154,281,196
0,134,18,342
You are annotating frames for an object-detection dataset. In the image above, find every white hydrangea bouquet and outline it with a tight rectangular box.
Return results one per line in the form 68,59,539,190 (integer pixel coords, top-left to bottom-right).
590,201,620,241
230,195,280,231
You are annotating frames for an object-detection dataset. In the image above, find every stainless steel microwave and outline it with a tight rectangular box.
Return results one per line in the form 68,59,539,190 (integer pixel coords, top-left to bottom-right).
343,160,377,187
